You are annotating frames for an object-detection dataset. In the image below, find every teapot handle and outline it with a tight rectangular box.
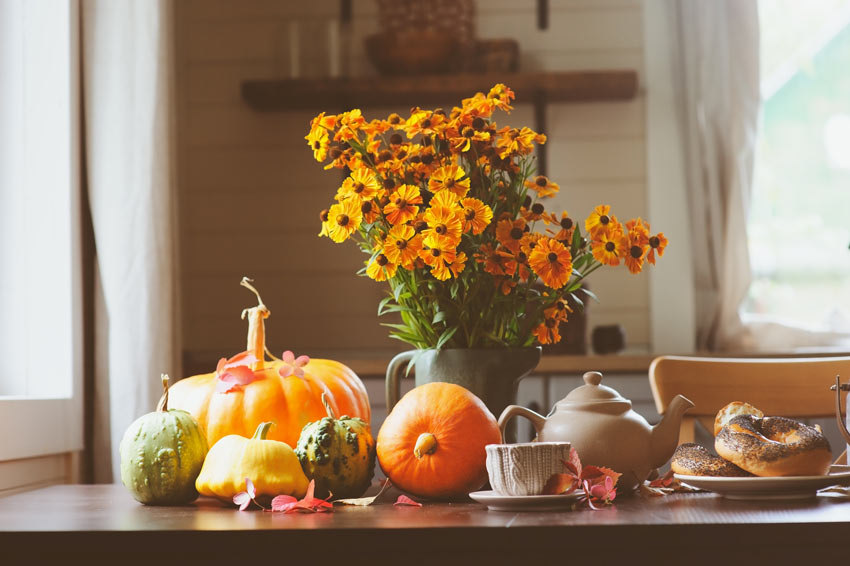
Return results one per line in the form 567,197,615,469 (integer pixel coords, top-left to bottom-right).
832,375,850,447
498,405,546,444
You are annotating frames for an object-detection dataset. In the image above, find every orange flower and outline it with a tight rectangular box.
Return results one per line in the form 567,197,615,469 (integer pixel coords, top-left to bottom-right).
338,167,380,202
496,126,537,158
591,232,626,267
309,111,337,132
359,199,381,224
532,317,561,345
366,252,397,281
420,234,457,280
383,184,422,225
525,175,560,198
626,218,650,246
520,201,558,225
528,237,572,289
495,218,527,253
334,109,366,141
585,205,620,239
422,205,463,246
624,231,649,274
550,212,575,243
476,243,513,277
487,83,515,112
431,189,461,208
543,295,571,322
428,164,470,200
384,224,422,268
305,126,329,162
432,250,467,281
404,108,446,139
450,125,491,153
318,208,331,238
326,198,362,243
647,232,669,265
460,92,496,119
520,232,543,256
460,198,493,235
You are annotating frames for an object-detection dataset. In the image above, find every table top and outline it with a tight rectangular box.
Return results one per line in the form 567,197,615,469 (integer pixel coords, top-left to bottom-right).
2,484,850,565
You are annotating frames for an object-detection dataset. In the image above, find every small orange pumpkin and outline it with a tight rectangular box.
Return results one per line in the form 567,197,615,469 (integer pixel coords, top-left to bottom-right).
376,382,500,499
168,278,371,449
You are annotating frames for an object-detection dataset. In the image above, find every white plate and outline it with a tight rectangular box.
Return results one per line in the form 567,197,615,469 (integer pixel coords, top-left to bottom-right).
674,469,850,500
469,490,584,511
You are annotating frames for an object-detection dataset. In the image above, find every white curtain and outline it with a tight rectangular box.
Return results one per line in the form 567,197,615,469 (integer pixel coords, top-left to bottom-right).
82,0,179,482
670,0,761,351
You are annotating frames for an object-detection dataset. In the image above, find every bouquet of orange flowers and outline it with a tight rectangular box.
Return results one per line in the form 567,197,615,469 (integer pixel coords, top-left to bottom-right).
306,84,667,349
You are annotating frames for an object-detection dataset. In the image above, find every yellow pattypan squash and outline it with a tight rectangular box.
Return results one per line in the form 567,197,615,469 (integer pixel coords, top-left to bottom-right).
196,421,309,501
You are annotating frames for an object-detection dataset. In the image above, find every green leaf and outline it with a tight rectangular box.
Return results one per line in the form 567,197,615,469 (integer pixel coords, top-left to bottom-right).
405,348,428,377
435,326,459,350
432,311,448,325
570,292,584,309
377,295,395,315
581,287,600,303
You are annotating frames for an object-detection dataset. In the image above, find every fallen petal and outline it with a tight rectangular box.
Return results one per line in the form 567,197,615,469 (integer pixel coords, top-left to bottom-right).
394,495,422,507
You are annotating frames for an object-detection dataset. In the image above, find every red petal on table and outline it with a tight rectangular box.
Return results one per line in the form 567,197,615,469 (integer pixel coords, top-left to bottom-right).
271,494,297,512
277,480,334,513
394,495,422,507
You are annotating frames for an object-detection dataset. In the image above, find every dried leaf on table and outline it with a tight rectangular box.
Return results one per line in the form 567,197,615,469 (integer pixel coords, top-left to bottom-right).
335,479,394,506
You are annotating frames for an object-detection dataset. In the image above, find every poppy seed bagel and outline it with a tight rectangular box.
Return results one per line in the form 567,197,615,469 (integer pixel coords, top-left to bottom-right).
715,415,832,477
671,442,752,477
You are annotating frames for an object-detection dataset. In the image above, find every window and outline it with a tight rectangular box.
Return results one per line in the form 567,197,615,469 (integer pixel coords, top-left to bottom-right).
745,0,850,333
0,0,82,464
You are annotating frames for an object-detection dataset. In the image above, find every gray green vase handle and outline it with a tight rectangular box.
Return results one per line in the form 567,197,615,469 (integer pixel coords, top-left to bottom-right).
385,350,415,412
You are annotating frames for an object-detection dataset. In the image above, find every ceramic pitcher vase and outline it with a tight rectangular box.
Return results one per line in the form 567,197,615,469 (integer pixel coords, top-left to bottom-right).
385,347,542,443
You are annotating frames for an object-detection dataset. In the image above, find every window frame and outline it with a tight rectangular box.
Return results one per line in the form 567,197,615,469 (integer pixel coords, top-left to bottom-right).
0,0,83,470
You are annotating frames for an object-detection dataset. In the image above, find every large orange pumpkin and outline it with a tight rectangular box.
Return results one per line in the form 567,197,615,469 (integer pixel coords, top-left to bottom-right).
376,382,500,499
168,279,370,448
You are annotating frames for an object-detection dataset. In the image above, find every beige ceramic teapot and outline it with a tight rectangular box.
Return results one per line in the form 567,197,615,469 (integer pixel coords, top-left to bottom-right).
498,371,693,491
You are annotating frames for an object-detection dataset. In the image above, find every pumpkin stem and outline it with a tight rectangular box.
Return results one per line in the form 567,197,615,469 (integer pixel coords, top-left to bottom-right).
240,277,270,371
413,432,438,459
252,421,274,440
156,374,170,412
320,392,337,420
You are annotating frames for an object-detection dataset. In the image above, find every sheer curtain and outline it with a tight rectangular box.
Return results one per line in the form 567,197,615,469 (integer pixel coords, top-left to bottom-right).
671,0,850,352
82,0,180,481
669,0,761,351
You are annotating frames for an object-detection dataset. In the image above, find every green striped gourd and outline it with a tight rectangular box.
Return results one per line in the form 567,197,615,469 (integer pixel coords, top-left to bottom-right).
120,375,208,505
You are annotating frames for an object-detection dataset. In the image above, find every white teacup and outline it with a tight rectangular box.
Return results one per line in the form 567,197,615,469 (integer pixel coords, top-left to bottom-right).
485,442,572,497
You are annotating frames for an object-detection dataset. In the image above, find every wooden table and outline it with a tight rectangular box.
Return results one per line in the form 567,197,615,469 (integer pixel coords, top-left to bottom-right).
2,485,849,565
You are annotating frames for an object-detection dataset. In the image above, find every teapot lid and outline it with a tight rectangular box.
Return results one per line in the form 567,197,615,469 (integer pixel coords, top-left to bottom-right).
560,371,631,408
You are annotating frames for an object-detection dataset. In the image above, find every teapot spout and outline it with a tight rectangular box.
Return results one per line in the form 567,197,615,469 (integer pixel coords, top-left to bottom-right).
650,394,694,468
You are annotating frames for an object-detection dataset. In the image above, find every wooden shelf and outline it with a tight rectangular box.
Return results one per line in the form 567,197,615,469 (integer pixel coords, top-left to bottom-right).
241,70,638,112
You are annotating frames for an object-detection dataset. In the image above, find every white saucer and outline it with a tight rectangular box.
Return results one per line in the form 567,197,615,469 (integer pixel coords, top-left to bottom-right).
674,470,850,500
469,490,583,511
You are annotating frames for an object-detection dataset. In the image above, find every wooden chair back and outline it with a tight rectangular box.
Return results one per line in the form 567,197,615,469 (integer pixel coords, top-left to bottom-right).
648,355,850,447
